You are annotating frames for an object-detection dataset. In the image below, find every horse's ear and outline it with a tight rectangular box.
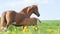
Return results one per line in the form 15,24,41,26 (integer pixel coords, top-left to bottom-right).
32,5,38,9
32,5,37,7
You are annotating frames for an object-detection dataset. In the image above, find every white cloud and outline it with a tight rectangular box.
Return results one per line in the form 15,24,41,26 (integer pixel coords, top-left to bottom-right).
2,0,37,9
41,0,48,4
40,0,54,4
48,0,54,4
3,1,23,7
23,0,40,6
0,0,40,17
1,0,40,8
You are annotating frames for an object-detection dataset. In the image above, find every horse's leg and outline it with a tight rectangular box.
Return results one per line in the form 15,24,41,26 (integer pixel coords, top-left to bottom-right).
35,25,38,30
6,16,12,28
34,25,38,31
22,26,28,34
6,15,11,28
22,26,28,32
22,26,25,31
33,25,38,34
0,12,7,31
0,17,6,31
1,19,7,31
6,21,11,28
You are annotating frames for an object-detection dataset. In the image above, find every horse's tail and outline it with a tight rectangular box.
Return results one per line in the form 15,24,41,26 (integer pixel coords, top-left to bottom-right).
0,11,7,30
1,11,7,24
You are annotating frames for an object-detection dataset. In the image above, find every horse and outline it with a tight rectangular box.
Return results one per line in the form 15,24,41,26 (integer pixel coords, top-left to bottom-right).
13,5,40,30
0,5,40,31
13,18,41,26
11,5,40,30
19,18,41,26
14,17,41,31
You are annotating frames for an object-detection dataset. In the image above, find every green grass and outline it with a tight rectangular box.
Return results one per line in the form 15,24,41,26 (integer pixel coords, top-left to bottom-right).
0,20,60,34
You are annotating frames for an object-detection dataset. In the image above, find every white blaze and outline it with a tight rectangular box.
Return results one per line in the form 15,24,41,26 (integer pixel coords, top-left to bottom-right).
12,22,16,24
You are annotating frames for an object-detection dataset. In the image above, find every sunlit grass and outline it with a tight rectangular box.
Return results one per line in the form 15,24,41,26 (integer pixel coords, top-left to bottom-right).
47,29,52,32
4,32,7,34
0,20,60,34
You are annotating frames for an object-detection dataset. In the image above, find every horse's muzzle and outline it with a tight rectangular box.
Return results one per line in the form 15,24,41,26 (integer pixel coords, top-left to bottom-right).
38,14,40,17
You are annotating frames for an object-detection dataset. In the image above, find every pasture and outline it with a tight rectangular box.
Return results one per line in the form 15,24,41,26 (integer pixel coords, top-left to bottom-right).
0,20,60,34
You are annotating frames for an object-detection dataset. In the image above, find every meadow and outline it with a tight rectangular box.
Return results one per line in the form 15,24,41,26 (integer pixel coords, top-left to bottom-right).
0,20,60,34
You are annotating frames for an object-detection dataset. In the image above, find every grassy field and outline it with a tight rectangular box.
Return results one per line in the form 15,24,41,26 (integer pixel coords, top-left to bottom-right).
0,20,60,34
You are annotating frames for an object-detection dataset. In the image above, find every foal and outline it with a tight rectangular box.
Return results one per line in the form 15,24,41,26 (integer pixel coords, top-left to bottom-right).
18,17,41,31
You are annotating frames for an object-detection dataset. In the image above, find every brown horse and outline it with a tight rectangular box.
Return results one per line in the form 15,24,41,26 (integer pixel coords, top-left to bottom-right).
19,18,41,26
13,5,40,30
23,18,41,31
0,5,40,31
14,5,40,25
14,17,41,31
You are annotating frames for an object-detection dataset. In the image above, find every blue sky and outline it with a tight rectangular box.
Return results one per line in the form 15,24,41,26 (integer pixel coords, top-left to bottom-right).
0,0,60,20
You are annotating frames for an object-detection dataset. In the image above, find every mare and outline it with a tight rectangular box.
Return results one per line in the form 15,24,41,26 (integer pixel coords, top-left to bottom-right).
0,5,40,31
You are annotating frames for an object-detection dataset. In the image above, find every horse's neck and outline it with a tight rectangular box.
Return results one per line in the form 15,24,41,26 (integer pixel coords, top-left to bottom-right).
19,11,32,18
19,7,28,14
19,11,25,14
27,11,33,17
19,9,27,15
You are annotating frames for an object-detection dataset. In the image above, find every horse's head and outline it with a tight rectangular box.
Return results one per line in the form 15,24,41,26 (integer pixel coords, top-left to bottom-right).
19,5,40,17
28,5,40,17
32,5,40,17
